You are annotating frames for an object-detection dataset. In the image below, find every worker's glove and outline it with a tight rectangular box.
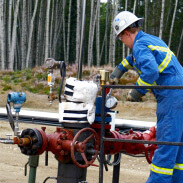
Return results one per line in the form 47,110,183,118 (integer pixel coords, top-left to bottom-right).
110,67,124,85
127,89,144,102
109,77,120,85
110,67,124,79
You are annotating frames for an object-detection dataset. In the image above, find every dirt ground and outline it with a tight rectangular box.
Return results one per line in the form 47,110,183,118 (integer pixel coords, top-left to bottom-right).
0,91,157,183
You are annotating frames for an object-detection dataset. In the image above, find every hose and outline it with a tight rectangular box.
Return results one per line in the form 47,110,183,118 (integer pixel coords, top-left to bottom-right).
59,61,66,103
43,177,57,183
6,102,15,131
106,153,121,166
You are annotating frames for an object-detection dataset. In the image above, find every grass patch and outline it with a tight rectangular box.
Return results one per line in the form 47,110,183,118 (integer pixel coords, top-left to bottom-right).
2,84,12,91
2,75,11,83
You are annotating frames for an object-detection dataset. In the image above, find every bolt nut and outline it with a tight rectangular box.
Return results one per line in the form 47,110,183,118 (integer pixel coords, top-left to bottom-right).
57,139,62,145
56,145,61,151
60,150,65,155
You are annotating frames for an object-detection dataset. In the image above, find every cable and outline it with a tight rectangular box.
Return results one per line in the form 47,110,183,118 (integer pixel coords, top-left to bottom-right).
43,176,57,183
59,61,66,103
6,102,15,131
106,153,121,166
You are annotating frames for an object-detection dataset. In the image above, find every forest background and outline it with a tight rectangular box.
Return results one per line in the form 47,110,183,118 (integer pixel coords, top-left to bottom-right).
0,0,182,71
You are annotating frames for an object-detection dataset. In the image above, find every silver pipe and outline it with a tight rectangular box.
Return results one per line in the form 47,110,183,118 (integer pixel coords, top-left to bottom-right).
77,0,86,80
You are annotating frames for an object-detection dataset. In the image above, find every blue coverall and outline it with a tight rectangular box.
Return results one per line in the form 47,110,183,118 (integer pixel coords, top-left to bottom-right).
117,30,183,183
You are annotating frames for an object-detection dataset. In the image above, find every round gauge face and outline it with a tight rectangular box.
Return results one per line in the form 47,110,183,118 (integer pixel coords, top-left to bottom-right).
105,96,118,109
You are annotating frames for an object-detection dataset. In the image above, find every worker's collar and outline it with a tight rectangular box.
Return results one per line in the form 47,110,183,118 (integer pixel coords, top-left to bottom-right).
133,30,144,47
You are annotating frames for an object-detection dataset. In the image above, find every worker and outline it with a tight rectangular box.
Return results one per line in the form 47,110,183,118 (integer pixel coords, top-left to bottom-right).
110,11,183,183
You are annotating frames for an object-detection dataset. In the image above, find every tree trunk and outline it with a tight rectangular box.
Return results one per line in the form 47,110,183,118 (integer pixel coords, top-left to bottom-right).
52,0,63,59
100,0,111,65
109,0,118,67
0,0,5,69
66,0,72,64
49,0,54,58
36,0,45,66
87,1,97,67
165,0,172,29
168,0,178,48
144,0,148,33
7,0,12,69
44,0,51,61
159,0,165,39
96,0,100,66
21,0,27,69
26,0,38,68
76,0,81,64
176,26,183,59
123,0,128,58
133,0,137,13
9,0,20,70
112,0,118,66
62,0,66,62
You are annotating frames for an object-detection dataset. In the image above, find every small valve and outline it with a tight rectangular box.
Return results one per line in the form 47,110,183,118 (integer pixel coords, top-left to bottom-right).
7,92,26,136
45,58,63,105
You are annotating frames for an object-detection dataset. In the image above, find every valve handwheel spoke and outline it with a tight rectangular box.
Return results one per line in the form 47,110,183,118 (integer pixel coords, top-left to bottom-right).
81,152,89,164
83,134,94,144
71,128,99,168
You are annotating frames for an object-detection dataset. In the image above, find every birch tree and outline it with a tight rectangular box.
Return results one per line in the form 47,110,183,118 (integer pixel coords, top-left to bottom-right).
62,0,66,62
49,0,54,58
165,0,172,29
66,0,72,64
123,0,128,59
36,0,45,66
9,0,20,70
0,0,5,69
133,0,137,13
76,0,81,64
52,0,63,58
87,0,97,67
100,0,111,64
21,1,27,69
96,0,100,66
176,26,183,59
144,0,148,33
26,0,38,68
109,0,118,67
159,0,165,39
44,0,51,61
7,0,12,69
168,0,178,48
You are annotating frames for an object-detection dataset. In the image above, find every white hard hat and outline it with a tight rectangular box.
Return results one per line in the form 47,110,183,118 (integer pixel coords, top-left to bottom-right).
113,11,143,38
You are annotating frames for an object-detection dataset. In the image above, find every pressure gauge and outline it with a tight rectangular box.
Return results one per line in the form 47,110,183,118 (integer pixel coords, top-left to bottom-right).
105,96,118,109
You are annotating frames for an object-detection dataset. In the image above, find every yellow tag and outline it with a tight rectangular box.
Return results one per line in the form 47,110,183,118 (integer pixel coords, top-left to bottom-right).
48,75,51,82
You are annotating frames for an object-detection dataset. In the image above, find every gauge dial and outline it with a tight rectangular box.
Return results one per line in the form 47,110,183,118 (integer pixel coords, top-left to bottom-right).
105,96,118,109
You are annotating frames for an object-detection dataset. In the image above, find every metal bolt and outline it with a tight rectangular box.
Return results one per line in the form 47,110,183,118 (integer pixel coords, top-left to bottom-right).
41,127,46,131
56,145,61,151
6,134,12,140
60,150,65,155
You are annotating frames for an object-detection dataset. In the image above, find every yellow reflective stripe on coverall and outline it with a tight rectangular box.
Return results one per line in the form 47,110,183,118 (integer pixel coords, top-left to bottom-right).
148,45,174,73
121,58,133,70
151,164,173,175
137,77,157,86
174,163,183,170
134,65,141,74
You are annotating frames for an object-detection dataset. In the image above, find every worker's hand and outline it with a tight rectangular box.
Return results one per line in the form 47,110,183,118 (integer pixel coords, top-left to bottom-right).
110,67,124,80
109,77,120,85
127,89,144,102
